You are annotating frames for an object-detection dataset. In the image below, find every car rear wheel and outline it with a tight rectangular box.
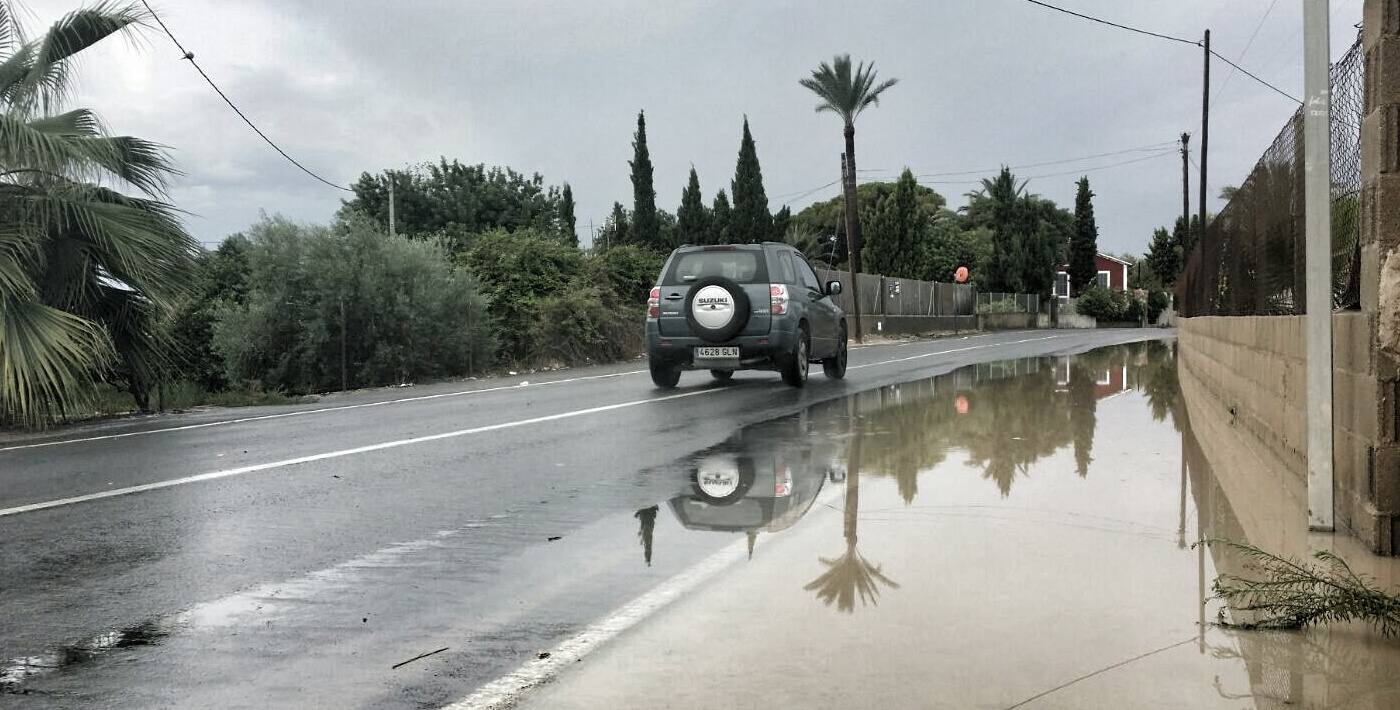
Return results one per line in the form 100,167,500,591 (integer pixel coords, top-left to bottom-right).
823,324,848,379
650,360,681,389
781,328,809,388
710,370,734,382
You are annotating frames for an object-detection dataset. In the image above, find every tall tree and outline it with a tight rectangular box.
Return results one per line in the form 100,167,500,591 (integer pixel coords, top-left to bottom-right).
710,190,733,245
0,3,200,424
629,111,659,250
598,202,629,249
799,55,897,342
770,205,792,241
676,167,709,244
1146,226,1180,287
1069,176,1099,295
559,183,577,247
729,118,771,243
864,168,921,278
973,168,1028,293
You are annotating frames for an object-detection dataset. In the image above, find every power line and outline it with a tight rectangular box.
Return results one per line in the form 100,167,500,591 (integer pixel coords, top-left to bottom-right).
1209,49,1300,104
1020,0,1300,104
138,1,353,193
1213,0,1278,103
911,142,1177,179
918,149,1177,186
771,178,840,202
1022,0,1197,46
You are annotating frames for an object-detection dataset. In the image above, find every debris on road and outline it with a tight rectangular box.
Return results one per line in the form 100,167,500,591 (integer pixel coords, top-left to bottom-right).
391,647,449,670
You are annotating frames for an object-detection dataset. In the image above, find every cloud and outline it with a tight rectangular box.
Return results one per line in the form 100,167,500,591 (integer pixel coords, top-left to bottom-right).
24,0,1365,255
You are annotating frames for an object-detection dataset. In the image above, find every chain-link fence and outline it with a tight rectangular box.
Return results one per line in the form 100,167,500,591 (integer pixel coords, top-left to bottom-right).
1180,34,1364,316
976,292,1041,315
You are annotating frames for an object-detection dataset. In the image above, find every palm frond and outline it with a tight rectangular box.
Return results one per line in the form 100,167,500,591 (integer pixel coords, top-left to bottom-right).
2,2,146,111
19,179,196,304
1196,538,1400,637
0,292,111,426
0,112,175,194
798,53,897,126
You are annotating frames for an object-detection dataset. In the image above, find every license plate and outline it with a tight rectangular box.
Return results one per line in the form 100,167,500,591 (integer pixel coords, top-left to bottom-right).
695,346,739,359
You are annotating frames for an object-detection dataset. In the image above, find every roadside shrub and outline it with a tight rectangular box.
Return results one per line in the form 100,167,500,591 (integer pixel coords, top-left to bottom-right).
527,284,640,367
1147,291,1171,323
593,245,665,303
1074,286,1124,321
1123,295,1146,323
462,228,583,364
214,214,493,393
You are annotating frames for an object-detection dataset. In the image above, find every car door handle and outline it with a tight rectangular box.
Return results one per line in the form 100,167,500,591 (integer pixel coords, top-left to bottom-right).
664,294,684,301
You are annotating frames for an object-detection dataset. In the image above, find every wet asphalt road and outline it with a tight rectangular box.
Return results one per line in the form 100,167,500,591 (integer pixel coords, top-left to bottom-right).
0,329,1170,708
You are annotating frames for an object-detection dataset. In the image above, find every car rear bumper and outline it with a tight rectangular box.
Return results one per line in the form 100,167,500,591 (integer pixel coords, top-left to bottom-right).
645,322,798,370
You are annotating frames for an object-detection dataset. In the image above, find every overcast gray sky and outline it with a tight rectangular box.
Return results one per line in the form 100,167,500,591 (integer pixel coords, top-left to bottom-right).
24,0,1364,255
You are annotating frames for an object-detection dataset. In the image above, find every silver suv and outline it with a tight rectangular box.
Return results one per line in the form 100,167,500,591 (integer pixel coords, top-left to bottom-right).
645,243,848,388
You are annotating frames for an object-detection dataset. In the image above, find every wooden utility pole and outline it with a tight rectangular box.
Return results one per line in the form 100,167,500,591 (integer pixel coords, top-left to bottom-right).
1199,30,1210,245
1179,132,1191,231
339,297,348,393
841,153,864,342
388,174,396,238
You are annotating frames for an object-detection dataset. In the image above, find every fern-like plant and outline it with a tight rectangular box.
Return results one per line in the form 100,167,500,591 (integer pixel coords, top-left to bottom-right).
1196,538,1400,637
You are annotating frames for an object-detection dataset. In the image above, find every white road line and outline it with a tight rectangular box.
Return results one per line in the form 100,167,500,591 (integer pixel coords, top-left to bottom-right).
0,386,729,518
0,332,1035,453
440,485,845,710
848,333,1068,370
0,369,648,453
441,539,750,710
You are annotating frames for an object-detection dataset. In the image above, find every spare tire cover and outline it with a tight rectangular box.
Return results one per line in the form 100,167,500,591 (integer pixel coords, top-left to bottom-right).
684,276,751,343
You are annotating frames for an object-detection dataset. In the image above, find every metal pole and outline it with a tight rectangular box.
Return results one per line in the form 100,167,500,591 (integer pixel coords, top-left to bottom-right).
1199,30,1211,243
1303,0,1334,531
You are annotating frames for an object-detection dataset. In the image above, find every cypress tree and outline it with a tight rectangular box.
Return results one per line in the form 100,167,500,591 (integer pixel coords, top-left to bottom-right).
677,167,709,245
1146,225,1179,287
710,190,732,245
1069,176,1099,295
559,182,578,247
864,168,920,277
600,201,629,249
771,205,791,241
629,111,659,249
729,117,771,243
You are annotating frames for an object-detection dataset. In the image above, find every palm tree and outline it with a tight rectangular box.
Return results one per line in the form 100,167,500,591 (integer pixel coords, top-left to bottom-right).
804,398,898,612
0,3,196,425
799,55,897,343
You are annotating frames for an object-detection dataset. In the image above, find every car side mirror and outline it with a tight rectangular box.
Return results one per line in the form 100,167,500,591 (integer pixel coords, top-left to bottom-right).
825,281,843,296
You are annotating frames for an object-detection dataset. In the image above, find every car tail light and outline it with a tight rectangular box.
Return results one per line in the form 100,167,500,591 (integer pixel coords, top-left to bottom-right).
647,287,660,318
774,465,792,497
770,284,788,315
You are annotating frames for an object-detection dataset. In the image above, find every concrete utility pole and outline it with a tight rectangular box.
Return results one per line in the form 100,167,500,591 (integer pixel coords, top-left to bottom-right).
388,175,396,238
1303,0,1334,531
1199,30,1210,243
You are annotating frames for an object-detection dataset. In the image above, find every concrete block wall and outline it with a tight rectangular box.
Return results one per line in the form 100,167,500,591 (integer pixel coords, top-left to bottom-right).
1180,315,1397,553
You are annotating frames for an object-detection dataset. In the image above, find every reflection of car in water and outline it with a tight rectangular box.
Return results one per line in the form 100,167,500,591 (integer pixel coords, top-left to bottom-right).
667,405,844,535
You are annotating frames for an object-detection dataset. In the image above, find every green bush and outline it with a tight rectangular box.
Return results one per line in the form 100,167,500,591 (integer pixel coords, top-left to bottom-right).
1123,295,1145,323
1074,287,1125,321
214,214,493,393
527,284,640,367
1147,291,1171,323
462,228,584,364
593,244,665,304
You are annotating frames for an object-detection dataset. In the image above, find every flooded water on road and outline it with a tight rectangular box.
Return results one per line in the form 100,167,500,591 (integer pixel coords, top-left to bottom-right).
7,339,1399,709
531,340,1400,710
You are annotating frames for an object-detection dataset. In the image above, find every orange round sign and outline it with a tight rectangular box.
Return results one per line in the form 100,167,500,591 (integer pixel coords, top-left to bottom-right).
954,266,969,284
955,394,970,415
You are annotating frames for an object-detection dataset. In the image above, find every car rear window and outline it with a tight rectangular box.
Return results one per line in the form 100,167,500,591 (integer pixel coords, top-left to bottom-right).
663,249,768,285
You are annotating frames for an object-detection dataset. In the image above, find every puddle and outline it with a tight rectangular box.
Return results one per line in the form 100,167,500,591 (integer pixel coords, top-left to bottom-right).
549,340,1400,709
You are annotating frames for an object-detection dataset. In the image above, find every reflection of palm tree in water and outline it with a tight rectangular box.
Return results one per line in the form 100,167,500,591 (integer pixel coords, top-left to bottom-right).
805,401,899,611
634,506,657,566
